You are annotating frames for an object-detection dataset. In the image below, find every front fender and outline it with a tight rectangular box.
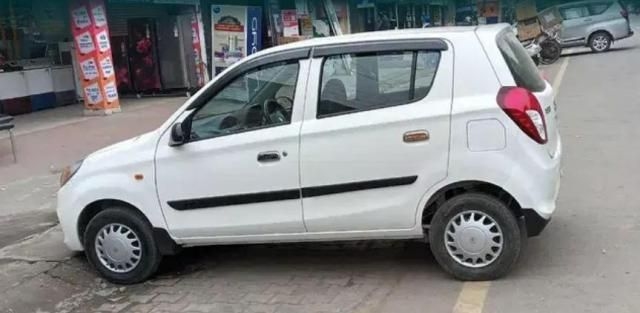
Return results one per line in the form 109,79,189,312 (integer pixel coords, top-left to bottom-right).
57,168,168,251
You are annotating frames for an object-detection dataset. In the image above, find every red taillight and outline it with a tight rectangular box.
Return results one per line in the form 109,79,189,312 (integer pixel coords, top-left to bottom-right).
497,87,548,144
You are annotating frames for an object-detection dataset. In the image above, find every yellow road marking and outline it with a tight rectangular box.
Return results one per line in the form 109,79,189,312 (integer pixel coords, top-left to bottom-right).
452,281,491,313
553,57,570,97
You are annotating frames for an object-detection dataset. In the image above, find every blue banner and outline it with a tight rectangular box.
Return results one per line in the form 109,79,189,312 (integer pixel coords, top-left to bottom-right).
246,6,263,56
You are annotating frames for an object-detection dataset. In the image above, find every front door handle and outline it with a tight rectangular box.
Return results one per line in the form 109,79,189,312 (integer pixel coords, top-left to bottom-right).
257,151,281,163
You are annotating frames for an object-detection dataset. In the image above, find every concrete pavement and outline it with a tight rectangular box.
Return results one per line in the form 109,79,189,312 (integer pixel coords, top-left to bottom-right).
1,20,640,312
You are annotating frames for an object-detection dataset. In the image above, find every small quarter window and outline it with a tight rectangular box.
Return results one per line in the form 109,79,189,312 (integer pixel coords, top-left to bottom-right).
318,50,440,118
497,31,546,92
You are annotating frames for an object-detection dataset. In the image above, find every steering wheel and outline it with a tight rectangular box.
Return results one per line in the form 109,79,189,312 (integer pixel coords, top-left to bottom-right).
262,99,289,124
275,96,294,109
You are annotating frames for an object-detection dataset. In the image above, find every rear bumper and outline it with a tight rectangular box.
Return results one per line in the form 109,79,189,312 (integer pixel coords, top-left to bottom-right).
504,132,561,237
522,209,551,237
616,29,634,40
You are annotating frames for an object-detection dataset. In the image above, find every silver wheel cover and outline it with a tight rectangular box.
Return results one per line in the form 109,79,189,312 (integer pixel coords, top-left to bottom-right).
444,210,504,268
95,223,142,273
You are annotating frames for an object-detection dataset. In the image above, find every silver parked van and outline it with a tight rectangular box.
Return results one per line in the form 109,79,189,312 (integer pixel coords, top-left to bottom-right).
545,0,633,52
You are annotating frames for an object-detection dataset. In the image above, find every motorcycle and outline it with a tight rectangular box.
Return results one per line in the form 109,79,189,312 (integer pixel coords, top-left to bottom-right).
537,26,562,65
522,38,542,65
516,22,562,65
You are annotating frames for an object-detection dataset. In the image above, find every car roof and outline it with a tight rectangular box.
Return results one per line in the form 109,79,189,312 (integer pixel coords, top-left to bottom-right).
248,24,509,60
554,0,616,8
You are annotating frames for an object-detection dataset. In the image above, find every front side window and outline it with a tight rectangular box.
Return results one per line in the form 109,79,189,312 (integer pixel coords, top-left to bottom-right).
318,50,440,117
190,62,299,140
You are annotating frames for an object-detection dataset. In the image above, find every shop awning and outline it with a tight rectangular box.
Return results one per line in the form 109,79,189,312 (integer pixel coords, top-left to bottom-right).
107,0,199,4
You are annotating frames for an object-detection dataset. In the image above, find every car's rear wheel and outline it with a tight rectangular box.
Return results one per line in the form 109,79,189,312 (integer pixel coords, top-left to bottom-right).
589,32,612,52
429,193,523,281
84,207,162,284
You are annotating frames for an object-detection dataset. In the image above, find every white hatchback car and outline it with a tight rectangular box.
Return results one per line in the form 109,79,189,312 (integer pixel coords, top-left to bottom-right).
58,24,562,284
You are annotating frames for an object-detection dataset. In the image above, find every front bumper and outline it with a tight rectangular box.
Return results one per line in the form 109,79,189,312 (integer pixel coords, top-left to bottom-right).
57,185,85,252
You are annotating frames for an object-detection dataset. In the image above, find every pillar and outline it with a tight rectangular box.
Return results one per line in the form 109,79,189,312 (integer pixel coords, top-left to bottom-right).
69,0,121,115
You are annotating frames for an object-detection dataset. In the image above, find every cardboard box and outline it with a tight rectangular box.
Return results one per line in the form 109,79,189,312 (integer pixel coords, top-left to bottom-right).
538,6,563,30
516,1,538,21
517,18,542,40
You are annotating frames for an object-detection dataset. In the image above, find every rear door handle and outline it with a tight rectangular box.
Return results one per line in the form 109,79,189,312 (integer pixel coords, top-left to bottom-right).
257,151,281,163
403,130,430,143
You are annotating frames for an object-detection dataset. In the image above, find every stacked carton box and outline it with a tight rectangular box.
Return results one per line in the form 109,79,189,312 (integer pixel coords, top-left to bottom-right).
516,1,541,41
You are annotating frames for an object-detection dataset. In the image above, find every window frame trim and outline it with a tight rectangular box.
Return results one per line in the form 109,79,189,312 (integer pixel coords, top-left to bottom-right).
186,48,310,111
312,39,448,57
316,50,442,120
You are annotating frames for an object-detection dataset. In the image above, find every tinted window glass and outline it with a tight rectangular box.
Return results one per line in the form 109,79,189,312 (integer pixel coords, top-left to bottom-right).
497,31,546,92
560,6,589,19
190,62,299,140
588,2,611,15
318,51,440,117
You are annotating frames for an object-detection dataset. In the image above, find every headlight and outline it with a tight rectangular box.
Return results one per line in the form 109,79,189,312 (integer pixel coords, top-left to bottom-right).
60,159,84,187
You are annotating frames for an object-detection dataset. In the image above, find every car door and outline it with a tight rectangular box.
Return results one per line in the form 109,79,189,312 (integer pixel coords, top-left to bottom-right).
299,40,452,232
155,51,310,239
559,5,591,42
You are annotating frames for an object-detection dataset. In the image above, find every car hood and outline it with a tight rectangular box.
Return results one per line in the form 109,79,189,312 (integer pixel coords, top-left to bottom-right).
85,130,160,167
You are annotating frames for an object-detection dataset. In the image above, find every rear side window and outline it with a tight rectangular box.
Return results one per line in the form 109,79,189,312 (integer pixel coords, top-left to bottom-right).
560,6,589,19
318,50,440,118
588,2,612,15
496,32,546,92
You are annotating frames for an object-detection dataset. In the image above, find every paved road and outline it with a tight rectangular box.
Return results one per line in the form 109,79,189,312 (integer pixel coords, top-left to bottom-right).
1,25,640,313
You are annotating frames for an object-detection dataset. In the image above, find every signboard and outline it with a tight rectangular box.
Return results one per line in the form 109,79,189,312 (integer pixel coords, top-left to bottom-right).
76,32,96,54
80,58,99,80
96,30,111,52
191,13,205,87
84,83,103,104
70,0,120,113
100,57,115,78
72,6,92,29
247,6,263,55
92,5,108,27
211,5,262,75
281,10,299,37
356,0,375,9
107,0,198,3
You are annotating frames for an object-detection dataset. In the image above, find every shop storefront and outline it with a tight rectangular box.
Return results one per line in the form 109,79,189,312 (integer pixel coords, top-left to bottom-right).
2,0,510,116
0,0,77,115
105,0,207,95
201,0,352,76
1,0,208,115
350,0,452,32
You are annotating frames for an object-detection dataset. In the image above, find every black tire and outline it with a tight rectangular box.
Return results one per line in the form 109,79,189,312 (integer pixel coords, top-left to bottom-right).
84,207,162,284
589,32,612,52
429,193,524,281
539,40,562,65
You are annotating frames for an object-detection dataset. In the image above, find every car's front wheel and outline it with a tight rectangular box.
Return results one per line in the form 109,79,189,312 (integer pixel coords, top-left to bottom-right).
84,207,162,284
429,193,524,281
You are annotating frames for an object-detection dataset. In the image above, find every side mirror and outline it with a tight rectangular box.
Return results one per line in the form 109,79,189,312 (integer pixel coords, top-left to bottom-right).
169,122,187,147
